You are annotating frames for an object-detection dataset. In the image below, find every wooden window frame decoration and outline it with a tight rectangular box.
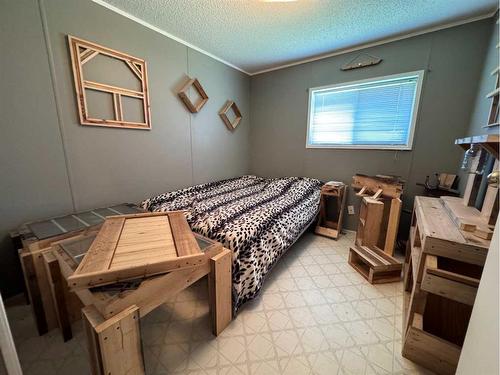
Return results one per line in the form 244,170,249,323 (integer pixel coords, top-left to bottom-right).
219,100,242,130
486,73,499,127
68,35,152,130
177,77,209,113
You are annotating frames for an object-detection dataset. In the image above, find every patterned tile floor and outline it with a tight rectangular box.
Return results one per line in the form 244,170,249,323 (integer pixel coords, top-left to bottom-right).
3,232,435,375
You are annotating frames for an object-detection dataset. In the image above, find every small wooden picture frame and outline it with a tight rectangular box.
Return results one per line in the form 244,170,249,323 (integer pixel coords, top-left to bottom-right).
177,77,209,113
219,100,242,130
68,35,152,130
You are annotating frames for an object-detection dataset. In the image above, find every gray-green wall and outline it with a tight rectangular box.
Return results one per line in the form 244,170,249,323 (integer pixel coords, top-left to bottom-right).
249,19,493,231
466,17,499,136
0,0,250,297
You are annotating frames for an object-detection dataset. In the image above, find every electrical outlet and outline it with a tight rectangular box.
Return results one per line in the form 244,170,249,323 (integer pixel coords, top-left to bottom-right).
348,205,355,215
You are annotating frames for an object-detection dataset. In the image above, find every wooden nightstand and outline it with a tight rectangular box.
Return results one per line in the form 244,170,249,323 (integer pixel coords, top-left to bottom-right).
315,183,347,239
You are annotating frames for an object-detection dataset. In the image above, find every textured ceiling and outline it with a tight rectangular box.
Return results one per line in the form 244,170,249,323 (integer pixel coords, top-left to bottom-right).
97,0,497,74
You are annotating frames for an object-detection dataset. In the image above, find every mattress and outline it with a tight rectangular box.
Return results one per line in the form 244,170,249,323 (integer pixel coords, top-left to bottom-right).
141,175,322,311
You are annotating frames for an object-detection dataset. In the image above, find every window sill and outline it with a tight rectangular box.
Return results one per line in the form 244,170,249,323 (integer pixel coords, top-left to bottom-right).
305,144,412,150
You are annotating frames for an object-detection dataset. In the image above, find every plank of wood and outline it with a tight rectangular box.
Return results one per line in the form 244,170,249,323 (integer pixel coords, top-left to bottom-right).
19,251,49,335
441,196,490,232
414,197,464,244
425,267,480,288
83,305,144,375
383,198,401,256
68,252,205,290
370,245,401,266
351,174,403,199
356,197,384,246
474,226,494,240
208,249,232,336
93,243,223,319
75,217,125,274
421,272,478,306
402,314,461,375
337,185,348,237
97,306,144,375
314,226,339,239
371,189,383,199
42,251,73,342
27,245,59,332
360,246,391,266
169,212,201,256
82,306,105,375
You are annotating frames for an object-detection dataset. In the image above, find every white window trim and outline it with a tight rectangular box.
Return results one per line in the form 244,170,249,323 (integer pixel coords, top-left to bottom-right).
305,70,425,150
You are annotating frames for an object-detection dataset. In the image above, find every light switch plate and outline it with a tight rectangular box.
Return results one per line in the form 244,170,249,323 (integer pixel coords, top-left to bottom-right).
348,205,355,215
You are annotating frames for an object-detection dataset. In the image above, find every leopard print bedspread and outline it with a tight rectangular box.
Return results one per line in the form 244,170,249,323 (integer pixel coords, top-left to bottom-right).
141,175,322,312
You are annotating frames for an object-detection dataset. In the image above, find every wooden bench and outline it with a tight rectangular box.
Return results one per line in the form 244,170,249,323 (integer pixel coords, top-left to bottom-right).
348,244,402,284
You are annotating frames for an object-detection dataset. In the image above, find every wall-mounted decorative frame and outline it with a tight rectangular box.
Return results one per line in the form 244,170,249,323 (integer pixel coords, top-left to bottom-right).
486,72,499,127
177,77,209,113
68,35,152,130
219,100,242,130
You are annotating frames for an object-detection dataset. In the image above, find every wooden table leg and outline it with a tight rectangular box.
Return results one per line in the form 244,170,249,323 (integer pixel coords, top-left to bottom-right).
82,305,145,375
208,248,232,336
43,251,72,342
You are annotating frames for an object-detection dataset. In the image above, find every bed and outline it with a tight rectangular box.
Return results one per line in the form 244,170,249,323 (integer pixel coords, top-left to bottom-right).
141,175,322,311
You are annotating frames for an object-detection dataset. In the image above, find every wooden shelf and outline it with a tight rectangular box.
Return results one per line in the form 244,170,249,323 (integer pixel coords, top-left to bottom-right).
483,122,500,128
401,196,489,375
455,134,499,162
455,134,500,146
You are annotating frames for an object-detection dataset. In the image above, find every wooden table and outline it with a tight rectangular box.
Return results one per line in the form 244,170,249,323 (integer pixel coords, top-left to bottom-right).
40,215,232,375
12,203,145,336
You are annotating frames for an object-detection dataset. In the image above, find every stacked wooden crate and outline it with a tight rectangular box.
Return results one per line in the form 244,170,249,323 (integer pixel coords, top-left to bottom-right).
402,196,490,375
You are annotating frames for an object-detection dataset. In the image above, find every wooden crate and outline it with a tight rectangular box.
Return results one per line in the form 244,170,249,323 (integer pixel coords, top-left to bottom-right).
348,245,402,284
315,183,347,239
402,196,489,375
351,175,403,255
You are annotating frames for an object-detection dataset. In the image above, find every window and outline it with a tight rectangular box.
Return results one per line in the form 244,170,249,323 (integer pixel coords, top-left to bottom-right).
306,71,424,149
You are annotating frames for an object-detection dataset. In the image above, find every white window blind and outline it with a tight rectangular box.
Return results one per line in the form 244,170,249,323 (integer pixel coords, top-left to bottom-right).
306,71,424,149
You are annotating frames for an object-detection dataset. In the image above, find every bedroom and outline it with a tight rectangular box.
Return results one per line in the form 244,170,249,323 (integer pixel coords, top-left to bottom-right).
0,0,499,374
